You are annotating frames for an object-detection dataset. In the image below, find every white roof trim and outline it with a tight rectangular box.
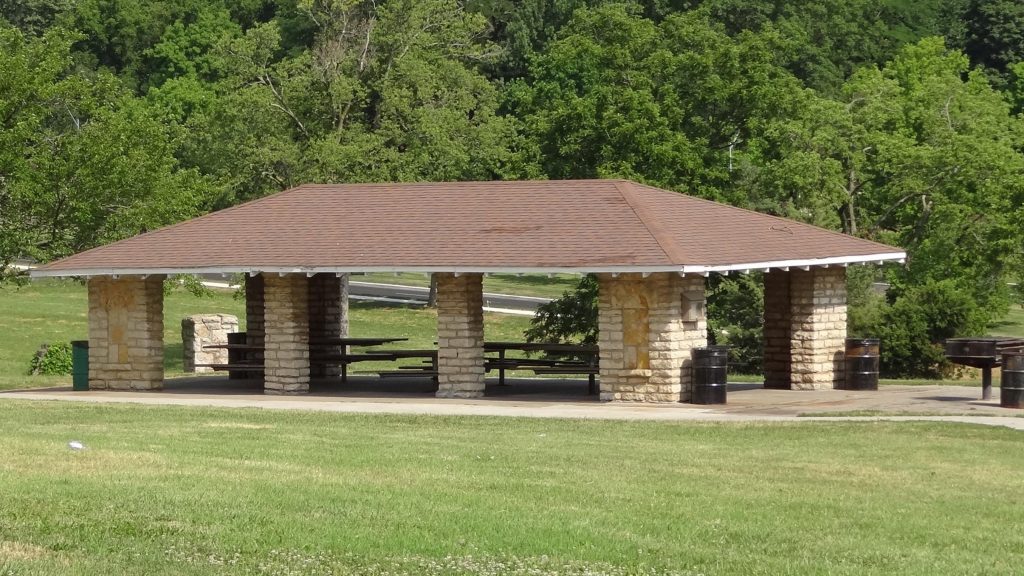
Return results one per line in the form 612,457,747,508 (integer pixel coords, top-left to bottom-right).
28,252,906,278
680,252,907,275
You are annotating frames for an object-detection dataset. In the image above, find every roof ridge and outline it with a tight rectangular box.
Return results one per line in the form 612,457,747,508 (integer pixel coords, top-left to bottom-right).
630,182,900,254
613,181,687,265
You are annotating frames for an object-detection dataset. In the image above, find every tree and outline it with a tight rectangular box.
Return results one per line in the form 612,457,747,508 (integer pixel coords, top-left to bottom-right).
0,25,217,279
510,5,804,202
526,275,598,344
0,0,70,34
529,37,1024,377
0,26,74,277
745,38,1024,372
186,1,522,204
964,0,1024,80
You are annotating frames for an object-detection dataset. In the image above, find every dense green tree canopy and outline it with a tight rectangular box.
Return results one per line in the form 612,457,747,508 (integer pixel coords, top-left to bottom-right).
2,0,1022,375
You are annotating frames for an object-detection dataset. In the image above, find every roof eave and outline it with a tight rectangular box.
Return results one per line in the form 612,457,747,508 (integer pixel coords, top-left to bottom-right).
683,252,908,274
28,252,907,279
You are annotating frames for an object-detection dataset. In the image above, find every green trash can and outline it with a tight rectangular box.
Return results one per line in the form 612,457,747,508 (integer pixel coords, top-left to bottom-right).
71,340,89,391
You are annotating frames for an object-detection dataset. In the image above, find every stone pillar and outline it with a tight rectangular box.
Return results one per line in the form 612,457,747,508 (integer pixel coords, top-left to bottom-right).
87,275,165,390
762,267,847,390
339,273,349,338
597,273,707,402
308,273,345,377
435,273,485,398
245,274,265,372
181,314,239,372
263,274,310,394
791,267,847,390
762,271,792,389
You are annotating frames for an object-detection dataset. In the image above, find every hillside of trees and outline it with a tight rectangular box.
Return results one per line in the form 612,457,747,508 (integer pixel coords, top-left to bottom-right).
2,0,1022,377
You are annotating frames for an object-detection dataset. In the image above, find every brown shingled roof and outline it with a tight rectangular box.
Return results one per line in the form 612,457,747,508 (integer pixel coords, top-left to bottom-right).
32,180,904,276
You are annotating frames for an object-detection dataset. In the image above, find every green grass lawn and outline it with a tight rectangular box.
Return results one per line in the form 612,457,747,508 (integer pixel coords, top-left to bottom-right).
357,272,580,299
989,304,1024,337
0,280,531,391
0,401,1021,575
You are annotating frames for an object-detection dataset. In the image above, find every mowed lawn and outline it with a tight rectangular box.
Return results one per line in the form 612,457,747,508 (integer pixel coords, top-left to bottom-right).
0,280,532,390
0,401,1021,575
357,272,580,299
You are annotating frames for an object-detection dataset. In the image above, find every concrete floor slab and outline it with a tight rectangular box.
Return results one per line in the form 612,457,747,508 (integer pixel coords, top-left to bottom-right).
2,376,1021,429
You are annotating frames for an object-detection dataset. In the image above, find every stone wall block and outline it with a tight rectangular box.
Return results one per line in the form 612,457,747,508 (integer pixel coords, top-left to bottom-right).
87,275,165,390
436,273,486,398
597,273,706,403
263,274,311,394
785,267,847,390
307,273,348,377
181,313,239,373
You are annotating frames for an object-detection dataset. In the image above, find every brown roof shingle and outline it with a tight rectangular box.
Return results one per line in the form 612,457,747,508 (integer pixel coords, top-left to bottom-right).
33,180,904,276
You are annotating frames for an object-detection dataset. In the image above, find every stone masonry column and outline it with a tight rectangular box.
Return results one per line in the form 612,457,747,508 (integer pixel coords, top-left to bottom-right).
763,267,847,390
762,271,792,389
308,273,347,378
435,273,485,398
87,275,165,390
263,274,310,394
597,273,707,402
339,273,350,338
245,274,266,374
791,267,847,390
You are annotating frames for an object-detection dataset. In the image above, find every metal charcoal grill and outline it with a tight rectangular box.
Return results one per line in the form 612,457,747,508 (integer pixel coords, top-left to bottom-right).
944,337,1024,400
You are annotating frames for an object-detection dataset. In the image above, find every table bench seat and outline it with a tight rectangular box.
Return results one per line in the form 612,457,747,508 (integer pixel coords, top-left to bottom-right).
378,369,439,378
194,363,266,372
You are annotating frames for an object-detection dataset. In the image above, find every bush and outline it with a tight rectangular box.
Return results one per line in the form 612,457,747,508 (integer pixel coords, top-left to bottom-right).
874,280,988,378
29,342,73,375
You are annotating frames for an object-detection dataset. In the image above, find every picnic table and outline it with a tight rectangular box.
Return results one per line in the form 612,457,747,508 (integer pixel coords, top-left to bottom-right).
309,336,410,381
371,349,439,383
198,336,264,378
484,341,600,394
197,336,598,393
199,335,414,382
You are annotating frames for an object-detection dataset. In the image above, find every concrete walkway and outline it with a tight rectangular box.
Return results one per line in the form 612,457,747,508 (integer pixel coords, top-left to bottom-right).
2,377,1021,430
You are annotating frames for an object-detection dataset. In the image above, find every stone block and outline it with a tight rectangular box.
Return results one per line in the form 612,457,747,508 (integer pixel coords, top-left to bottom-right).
182,313,239,373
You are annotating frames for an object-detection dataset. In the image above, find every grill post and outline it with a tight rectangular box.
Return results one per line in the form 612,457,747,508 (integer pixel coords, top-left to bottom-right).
982,367,993,401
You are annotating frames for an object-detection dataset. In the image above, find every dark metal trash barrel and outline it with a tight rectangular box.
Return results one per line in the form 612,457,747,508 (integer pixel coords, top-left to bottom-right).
71,340,89,391
691,346,729,404
1001,353,1024,409
844,338,879,391
227,332,247,380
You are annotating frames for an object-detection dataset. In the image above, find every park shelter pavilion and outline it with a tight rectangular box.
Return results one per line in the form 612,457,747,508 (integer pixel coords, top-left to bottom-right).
31,180,905,402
